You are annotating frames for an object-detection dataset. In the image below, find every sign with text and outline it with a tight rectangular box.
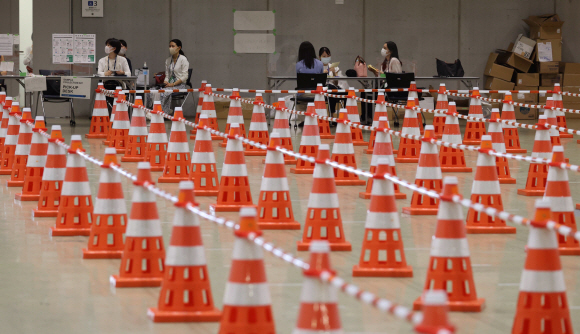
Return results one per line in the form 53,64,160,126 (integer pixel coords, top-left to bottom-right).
60,77,91,99
82,0,103,17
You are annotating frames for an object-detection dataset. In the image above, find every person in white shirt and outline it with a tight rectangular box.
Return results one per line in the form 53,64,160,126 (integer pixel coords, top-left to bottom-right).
23,34,33,73
154,39,190,114
97,38,131,77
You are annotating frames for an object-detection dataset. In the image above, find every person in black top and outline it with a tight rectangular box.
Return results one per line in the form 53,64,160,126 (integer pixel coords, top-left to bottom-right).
118,39,132,74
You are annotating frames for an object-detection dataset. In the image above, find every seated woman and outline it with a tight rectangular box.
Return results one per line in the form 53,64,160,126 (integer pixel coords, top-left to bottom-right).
293,42,323,126
118,39,132,74
319,46,346,125
97,38,131,114
152,39,190,115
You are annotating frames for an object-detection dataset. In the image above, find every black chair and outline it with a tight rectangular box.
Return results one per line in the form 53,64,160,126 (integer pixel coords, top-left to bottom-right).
170,68,193,109
36,70,76,125
383,72,425,128
290,73,328,128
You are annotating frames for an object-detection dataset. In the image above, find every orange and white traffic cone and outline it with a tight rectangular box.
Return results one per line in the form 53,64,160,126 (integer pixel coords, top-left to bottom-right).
462,87,486,145
518,115,552,196
0,96,13,162
220,88,246,147
270,98,296,165
148,181,221,322
33,126,66,217
257,133,300,230
413,176,485,312
395,97,421,163
210,123,254,212
294,241,343,333
543,98,569,163
488,108,516,184
0,91,4,106
402,125,442,215
359,117,406,199
189,114,219,196
353,159,412,277
544,145,580,255
51,135,94,236
365,92,396,154
190,80,206,137
159,107,191,183
315,84,334,139
110,161,165,287
433,83,448,139
7,108,33,187
0,101,21,175
218,207,275,334
414,291,456,334
82,147,127,259
290,104,320,174
103,86,122,146
144,101,168,171
86,83,110,138
331,109,366,186
501,92,527,153
465,135,516,234
439,102,472,173
297,144,351,251
109,92,130,154
121,96,148,162
245,94,269,156
512,199,573,334
409,81,425,134
16,116,48,201
202,84,221,140
346,87,367,146
552,83,572,138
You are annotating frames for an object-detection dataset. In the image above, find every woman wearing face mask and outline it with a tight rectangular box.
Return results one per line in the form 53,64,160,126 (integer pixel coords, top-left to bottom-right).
158,39,190,114
97,38,131,77
319,47,346,125
118,39,132,74
380,41,402,74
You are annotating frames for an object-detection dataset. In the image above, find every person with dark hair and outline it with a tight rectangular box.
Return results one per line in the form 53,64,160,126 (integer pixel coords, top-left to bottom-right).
380,41,402,74
154,39,190,114
97,38,131,77
296,41,323,74
318,46,346,125
118,39,132,74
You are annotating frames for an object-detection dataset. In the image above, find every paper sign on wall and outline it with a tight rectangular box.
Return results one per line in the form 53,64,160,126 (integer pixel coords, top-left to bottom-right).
60,77,91,99
234,34,275,54
0,34,14,56
0,62,14,72
234,11,275,30
82,0,103,17
73,34,96,63
537,41,553,62
52,34,74,64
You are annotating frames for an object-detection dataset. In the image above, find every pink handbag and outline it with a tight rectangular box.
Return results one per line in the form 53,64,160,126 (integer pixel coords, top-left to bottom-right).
354,56,368,77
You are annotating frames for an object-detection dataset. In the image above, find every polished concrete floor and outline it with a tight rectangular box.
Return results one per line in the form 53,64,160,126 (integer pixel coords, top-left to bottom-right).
0,116,579,334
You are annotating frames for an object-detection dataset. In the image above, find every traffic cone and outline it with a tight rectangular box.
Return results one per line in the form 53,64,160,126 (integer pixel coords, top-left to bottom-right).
511,199,573,334
190,80,206,136
365,92,396,154
109,92,130,154
202,84,221,140
413,176,485,312
552,83,572,138
290,104,321,174
518,115,552,196
7,108,34,187
0,97,13,163
346,87,367,146
297,144,351,251
353,158,412,277
488,108,516,184
414,291,456,334
33,126,66,217
110,161,166,287
86,82,110,138
219,88,246,147
15,116,48,201
51,135,94,237
189,114,219,196
0,91,4,106
359,117,406,199
210,123,253,212
462,87,486,145
543,99,569,163
501,92,526,153
269,98,296,165
315,84,334,139
245,93,269,156
147,181,221,322
294,241,343,333
257,133,300,230
465,135,516,234
159,107,191,183
82,147,127,259
0,101,21,175
402,125,442,215
103,86,122,146
395,97,421,163
121,96,148,162
218,207,275,334
439,102,472,173
144,101,168,171
433,83,448,139
409,81,425,134
331,109,366,186
544,145,580,255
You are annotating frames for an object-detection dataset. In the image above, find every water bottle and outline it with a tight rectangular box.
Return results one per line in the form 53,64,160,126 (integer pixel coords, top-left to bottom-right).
143,62,149,86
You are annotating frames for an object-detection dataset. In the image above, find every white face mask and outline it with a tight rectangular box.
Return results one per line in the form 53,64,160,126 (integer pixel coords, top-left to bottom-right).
119,47,126,55
321,56,331,64
381,48,389,57
169,47,178,55
105,46,113,54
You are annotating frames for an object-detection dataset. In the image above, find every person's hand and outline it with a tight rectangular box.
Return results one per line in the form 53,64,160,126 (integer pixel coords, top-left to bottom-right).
166,82,173,87
116,70,124,75
26,66,33,73
1,71,6,76
323,69,328,74
104,70,113,76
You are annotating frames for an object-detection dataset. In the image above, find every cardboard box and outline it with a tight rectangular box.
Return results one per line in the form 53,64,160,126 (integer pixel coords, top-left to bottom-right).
484,76,515,91
541,74,562,87
495,50,534,73
513,85,538,120
524,14,564,39
516,73,540,86
535,39,562,62
216,99,255,119
538,61,560,74
512,35,536,59
560,63,580,74
563,74,580,87
538,86,552,104
484,62,514,82
563,86,580,102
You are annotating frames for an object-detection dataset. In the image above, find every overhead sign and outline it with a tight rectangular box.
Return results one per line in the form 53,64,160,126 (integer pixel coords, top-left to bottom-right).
60,77,91,99
82,0,103,17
